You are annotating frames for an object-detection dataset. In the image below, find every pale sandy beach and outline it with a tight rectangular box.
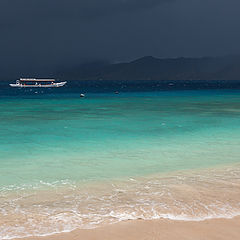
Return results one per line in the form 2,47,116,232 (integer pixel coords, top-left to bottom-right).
2,93,240,239
3,164,240,239
15,217,240,240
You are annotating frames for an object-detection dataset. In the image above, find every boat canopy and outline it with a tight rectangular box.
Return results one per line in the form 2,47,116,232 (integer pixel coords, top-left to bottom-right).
19,78,55,82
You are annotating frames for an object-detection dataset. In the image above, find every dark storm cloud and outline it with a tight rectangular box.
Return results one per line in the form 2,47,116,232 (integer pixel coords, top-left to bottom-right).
0,0,172,76
0,0,240,78
0,0,171,23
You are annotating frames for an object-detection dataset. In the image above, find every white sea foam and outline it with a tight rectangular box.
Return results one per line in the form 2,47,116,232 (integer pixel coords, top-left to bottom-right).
1,165,240,239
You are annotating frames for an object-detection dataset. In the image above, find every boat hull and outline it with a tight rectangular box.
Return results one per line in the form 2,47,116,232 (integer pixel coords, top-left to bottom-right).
9,81,67,88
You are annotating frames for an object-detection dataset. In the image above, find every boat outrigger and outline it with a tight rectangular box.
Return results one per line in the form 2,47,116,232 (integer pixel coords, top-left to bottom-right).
9,78,67,88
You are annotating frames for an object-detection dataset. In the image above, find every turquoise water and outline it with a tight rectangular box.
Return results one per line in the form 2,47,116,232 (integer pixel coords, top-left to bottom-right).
1,89,240,239
1,90,240,187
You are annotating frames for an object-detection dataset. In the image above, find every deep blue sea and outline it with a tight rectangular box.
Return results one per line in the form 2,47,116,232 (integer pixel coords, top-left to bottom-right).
1,79,240,96
1,80,240,239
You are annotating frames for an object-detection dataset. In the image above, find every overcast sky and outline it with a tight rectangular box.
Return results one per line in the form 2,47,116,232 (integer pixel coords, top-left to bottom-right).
0,0,240,76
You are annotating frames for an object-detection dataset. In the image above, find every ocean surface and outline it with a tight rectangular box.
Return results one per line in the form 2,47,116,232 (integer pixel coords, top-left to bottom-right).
1,80,240,239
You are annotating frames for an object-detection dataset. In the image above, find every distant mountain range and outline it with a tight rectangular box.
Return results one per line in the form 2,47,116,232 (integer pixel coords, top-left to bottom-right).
57,55,240,81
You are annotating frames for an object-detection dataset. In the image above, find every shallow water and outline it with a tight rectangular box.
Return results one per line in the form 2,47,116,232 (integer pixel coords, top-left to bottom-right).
1,89,240,239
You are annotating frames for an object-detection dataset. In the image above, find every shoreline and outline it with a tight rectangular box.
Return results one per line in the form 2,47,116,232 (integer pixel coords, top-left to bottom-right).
2,163,240,239
1,92,240,240
13,216,240,240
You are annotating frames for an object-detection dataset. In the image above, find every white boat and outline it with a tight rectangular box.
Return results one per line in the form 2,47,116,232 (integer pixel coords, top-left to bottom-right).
9,78,67,88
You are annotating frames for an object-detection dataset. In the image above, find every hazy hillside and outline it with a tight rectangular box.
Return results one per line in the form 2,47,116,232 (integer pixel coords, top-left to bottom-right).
57,55,240,81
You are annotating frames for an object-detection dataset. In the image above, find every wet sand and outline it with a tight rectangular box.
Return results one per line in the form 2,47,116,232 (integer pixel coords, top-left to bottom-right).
15,216,240,240
3,164,240,239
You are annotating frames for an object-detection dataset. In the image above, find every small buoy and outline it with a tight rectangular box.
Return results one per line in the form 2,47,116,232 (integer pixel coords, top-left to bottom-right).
80,93,85,98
